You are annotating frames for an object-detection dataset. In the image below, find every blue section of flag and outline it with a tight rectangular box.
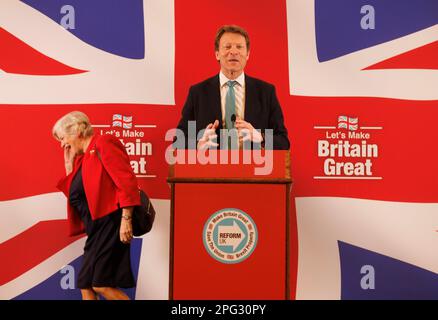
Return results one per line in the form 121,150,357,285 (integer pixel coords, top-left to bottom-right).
21,0,145,59
13,238,143,300
315,0,438,62
338,241,438,300
14,256,83,300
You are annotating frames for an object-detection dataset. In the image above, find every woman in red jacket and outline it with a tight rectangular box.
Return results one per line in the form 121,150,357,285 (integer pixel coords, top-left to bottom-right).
53,111,140,300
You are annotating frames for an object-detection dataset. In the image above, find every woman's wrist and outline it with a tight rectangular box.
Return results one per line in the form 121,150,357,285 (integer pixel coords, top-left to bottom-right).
121,214,132,220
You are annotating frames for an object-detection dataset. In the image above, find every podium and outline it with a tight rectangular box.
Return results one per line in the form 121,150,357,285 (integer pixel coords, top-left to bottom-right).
167,150,292,299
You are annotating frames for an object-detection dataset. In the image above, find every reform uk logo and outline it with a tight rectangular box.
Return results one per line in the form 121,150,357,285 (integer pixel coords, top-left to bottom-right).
203,208,258,264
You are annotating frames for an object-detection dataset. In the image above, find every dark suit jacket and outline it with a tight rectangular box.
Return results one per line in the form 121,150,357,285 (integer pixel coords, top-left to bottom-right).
176,74,290,149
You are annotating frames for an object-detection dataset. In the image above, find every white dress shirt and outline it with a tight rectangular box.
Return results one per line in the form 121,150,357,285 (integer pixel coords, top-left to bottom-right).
219,71,245,128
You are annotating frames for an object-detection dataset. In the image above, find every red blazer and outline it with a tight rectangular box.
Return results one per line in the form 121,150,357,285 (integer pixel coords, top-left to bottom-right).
57,134,140,236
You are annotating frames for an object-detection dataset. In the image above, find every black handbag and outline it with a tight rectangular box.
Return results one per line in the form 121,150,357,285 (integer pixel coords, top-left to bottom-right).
132,189,156,237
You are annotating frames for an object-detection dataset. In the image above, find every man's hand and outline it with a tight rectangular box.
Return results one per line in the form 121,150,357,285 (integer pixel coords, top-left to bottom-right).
197,120,219,150
235,117,263,144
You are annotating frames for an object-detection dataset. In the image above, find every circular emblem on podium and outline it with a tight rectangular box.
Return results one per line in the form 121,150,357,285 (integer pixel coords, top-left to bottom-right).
202,208,258,264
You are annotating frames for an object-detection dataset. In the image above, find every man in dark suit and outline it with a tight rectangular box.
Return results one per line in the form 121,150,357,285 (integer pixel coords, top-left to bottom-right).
176,25,290,150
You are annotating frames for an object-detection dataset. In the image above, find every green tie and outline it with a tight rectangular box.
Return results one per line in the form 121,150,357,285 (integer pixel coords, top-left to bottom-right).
225,80,237,130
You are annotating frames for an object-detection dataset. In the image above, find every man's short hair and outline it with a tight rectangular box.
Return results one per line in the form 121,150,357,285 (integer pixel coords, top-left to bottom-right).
214,25,250,51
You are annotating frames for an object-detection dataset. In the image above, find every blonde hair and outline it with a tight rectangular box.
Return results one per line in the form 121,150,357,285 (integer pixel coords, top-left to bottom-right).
52,111,94,140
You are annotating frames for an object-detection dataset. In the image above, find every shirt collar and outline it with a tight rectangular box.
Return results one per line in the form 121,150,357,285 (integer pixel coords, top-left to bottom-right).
219,71,245,88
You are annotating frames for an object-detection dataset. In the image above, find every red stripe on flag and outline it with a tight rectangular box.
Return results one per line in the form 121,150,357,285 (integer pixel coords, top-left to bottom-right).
0,28,87,75
364,40,438,70
0,220,83,285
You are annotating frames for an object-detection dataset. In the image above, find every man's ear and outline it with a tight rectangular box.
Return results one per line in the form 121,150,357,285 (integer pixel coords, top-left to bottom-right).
215,51,220,62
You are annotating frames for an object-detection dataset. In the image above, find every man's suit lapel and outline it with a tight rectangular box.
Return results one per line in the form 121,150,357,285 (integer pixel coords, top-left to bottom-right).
244,75,255,125
209,75,223,129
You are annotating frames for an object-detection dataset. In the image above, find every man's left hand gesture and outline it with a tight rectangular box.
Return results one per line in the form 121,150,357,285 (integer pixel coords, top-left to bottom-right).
235,117,263,144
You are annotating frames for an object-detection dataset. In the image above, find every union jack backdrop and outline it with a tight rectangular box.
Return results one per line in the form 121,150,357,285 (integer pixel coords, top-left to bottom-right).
0,0,437,300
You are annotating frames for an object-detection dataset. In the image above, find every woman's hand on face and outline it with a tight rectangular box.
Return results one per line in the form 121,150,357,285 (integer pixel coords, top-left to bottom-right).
63,145,75,175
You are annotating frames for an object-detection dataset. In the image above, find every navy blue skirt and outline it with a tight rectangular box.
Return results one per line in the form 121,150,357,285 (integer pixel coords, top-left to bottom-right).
70,167,135,289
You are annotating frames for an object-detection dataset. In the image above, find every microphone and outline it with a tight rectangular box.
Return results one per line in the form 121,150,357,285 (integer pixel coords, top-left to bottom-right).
231,114,236,123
